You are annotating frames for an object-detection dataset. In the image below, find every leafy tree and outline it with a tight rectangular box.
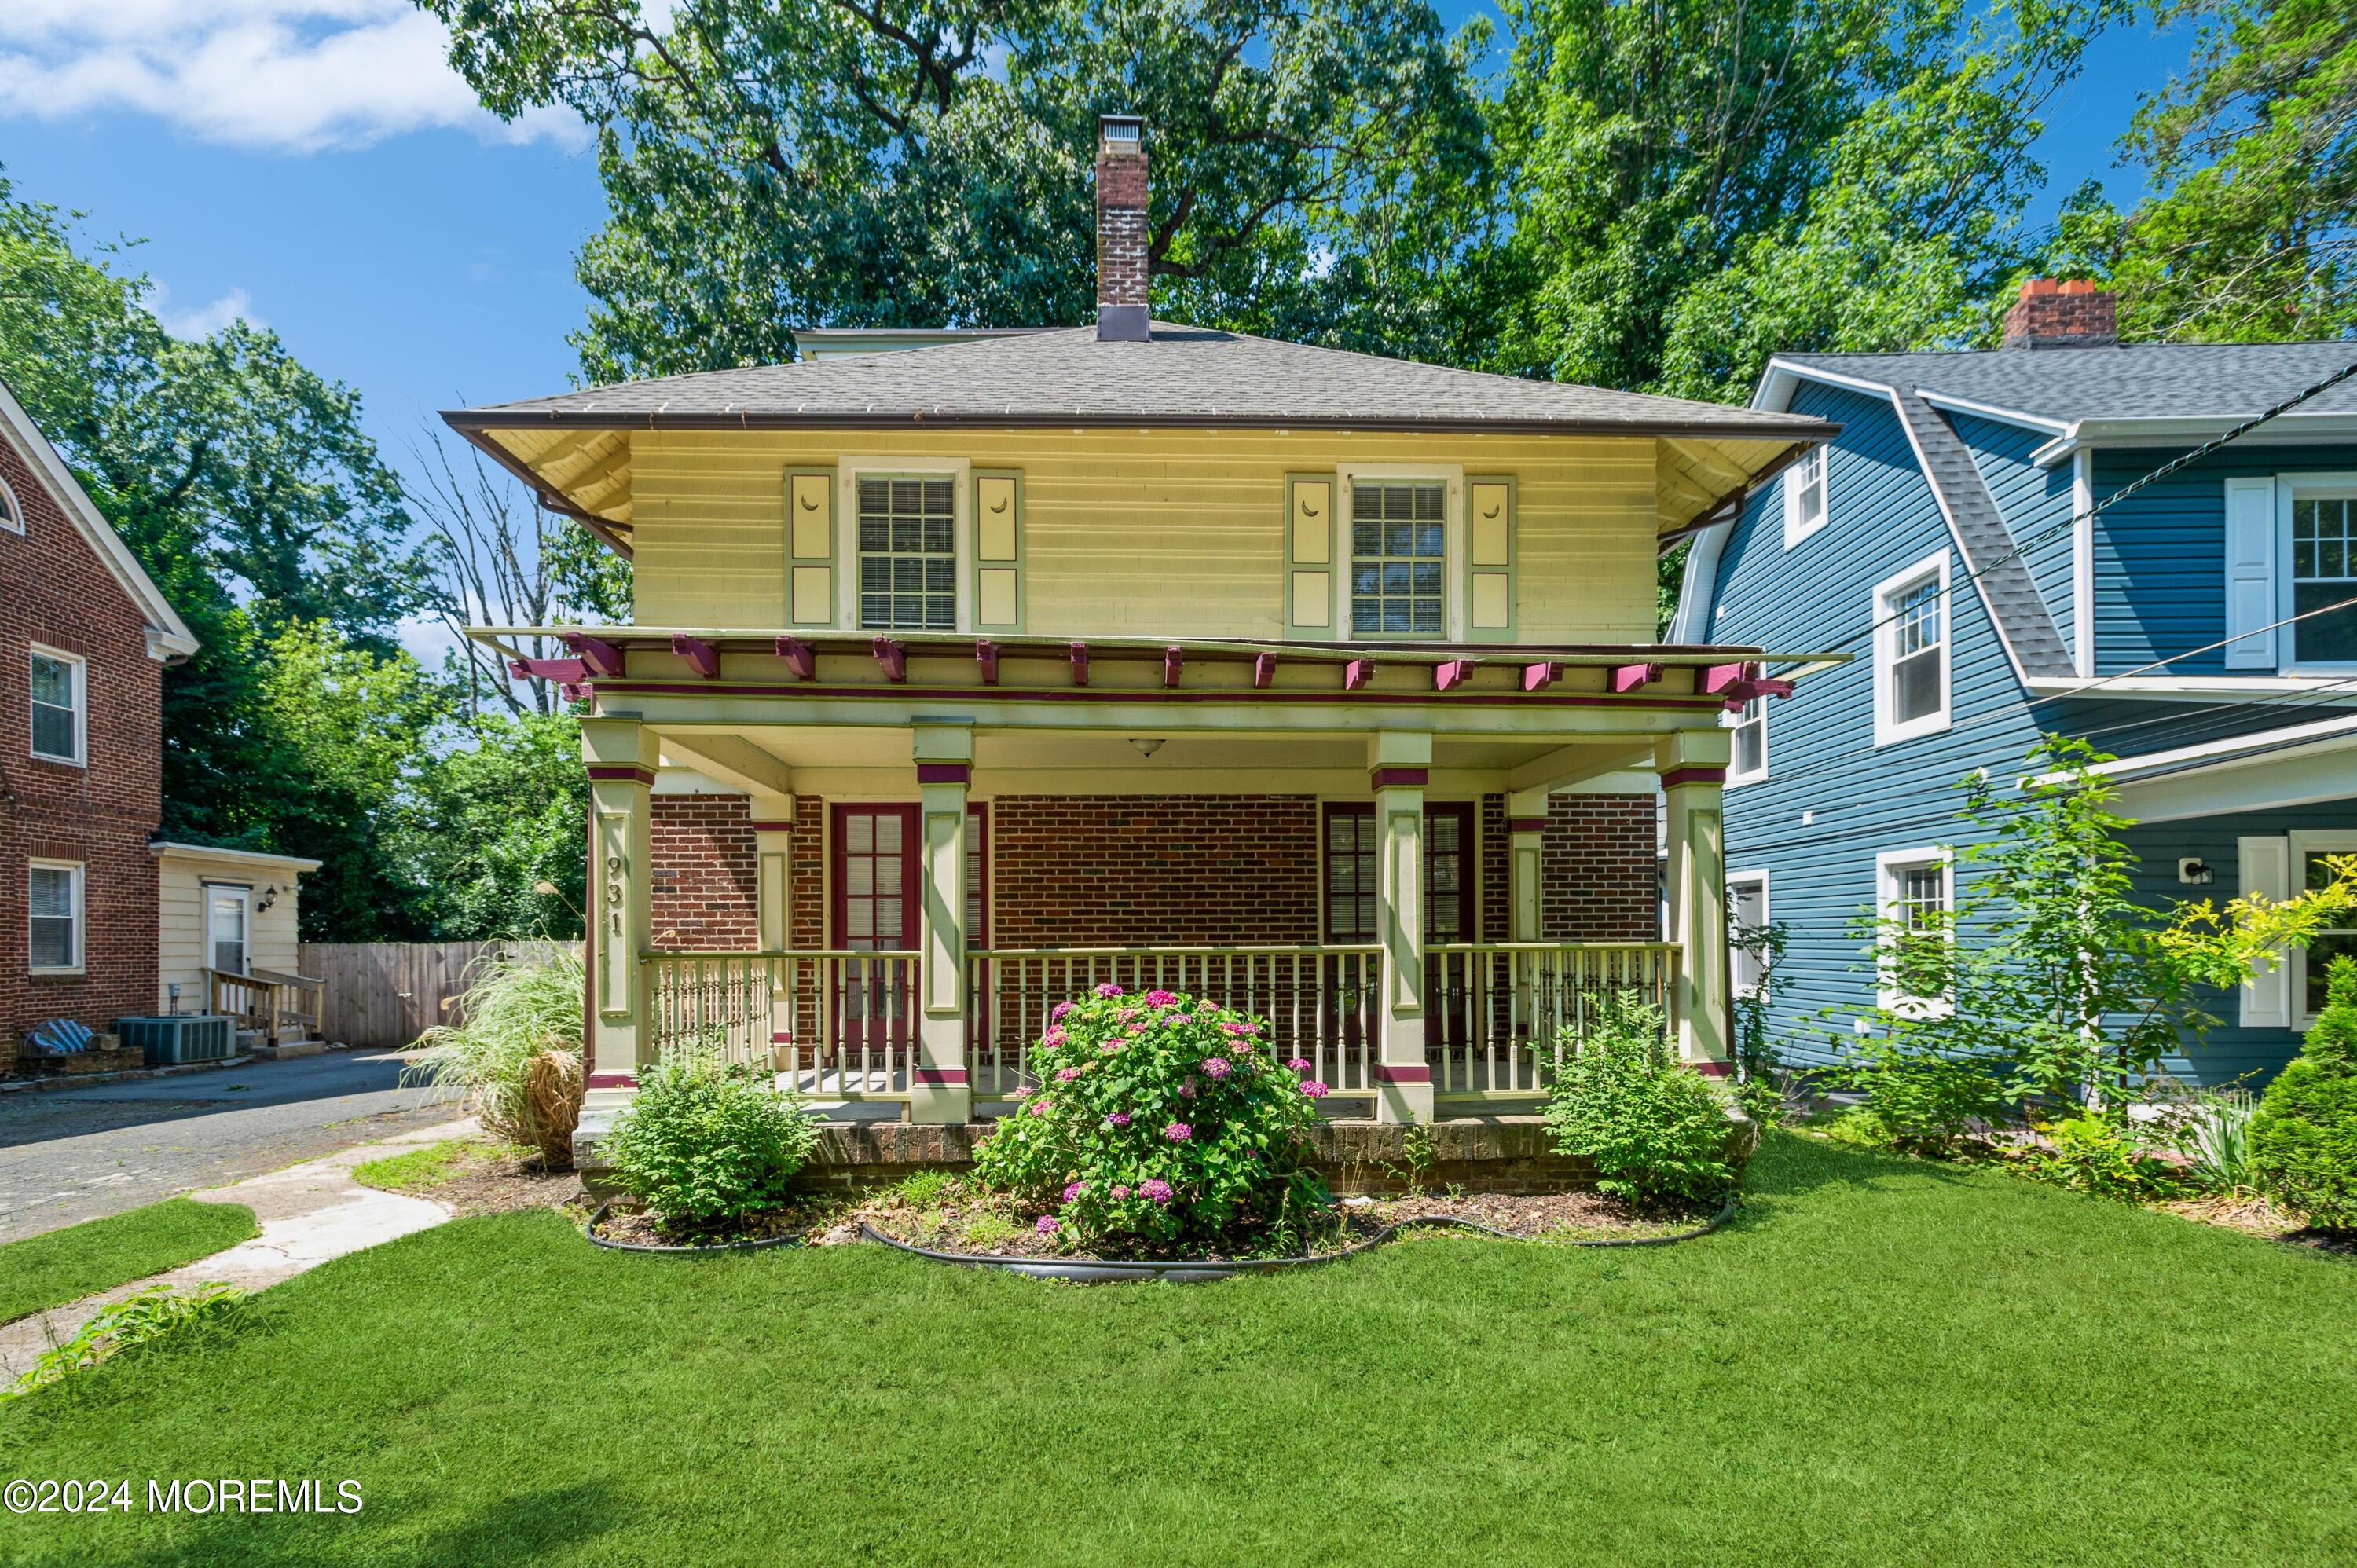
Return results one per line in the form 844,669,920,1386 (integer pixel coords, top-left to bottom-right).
424,0,1491,377
399,710,590,940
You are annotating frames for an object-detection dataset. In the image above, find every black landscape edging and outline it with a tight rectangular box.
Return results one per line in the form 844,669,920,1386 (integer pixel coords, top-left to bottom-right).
582,1203,809,1255
858,1189,1739,1283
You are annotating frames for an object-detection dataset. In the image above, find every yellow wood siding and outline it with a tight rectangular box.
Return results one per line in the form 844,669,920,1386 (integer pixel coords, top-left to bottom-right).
625,429,1661,643
156,851,306,1013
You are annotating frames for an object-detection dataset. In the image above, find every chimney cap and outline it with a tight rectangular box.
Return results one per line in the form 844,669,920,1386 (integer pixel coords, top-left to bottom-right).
1098,113,1143,149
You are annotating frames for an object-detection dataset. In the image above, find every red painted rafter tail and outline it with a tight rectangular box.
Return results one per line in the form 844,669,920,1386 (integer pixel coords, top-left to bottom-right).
1344,658,1374,691
1523,661,1563,692
1252,651,1276,690
1700,661,1752,696
1435,659,1474,693
871,636,907,683
975,639,999,685
1164,647,1184,688
1608,661,1661,694
773,636,816,681
669,636,720,679
1069,642,1090,687
563,632,625,677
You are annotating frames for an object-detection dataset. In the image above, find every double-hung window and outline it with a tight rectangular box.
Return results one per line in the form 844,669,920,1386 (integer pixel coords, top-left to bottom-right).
1872,552,1950,745
1728,874,1769,998
29,860,82,973
2289,490,2357,666
1783,446,1827,547
29,647,84,765
1876,848,1952,1014
856,476,955,631
1350,481,1446,637
1727,695,1765,783
2293,835,2357,1024
0,474,21,533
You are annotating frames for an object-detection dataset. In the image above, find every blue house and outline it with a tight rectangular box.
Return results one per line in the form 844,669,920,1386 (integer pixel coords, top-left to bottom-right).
1673,280,2357,1086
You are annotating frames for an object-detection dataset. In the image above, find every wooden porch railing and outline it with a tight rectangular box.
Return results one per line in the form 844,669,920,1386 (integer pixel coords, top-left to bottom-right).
642,950,921,1101
206,967,324,1046
962,946,1384,1101
1425,942,1681,1104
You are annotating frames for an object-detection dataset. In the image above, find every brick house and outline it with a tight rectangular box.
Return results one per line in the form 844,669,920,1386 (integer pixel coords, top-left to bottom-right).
0,377,196,1046
449,116,1838,1136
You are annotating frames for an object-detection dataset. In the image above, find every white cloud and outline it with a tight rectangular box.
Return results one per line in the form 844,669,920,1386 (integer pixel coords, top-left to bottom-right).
0,2,586,153
145,282,264,338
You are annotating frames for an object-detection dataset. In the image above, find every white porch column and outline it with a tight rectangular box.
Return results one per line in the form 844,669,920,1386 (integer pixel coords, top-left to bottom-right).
1372,731,1434,1123
582,717,657,1114
1657,729,1732,1073
750,793,795,1069
911,723,973,1123
1508,788,1549,943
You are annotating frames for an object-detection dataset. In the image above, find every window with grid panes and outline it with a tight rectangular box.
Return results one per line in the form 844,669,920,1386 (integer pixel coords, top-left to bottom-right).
857,477,955,630
1323,804,1470,942
2300,845,2357,1017
2291,494,2357,664
1885,855,1950,1004
1886,576,1944,725
1350,481,1446,637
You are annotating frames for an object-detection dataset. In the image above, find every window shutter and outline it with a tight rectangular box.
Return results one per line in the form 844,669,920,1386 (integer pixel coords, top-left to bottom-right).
785,468,836,627
2238,834,2291,1028
973,471,1023,631
2223,476,2278,669
1468,477,1516,635
1285,474,1335,638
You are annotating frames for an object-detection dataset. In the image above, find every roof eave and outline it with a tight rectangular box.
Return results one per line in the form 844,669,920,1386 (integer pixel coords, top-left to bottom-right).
441,406,1837,442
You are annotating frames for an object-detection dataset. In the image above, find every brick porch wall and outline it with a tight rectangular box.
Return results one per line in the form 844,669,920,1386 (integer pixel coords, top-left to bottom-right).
989,796,1321,947
1540,794,1659,941
648,795,758,948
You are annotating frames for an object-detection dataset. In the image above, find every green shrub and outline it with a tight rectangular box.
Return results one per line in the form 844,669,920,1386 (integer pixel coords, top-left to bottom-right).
1541,1004,1735,1207
2011,1114,2191,1202
2171,1086,2260,1195
602,1056,819,1231
971,984,1325,1252
403,948,585,1165
5,1283,246,1402
2253,957,2357,1231
1833,1037,2004,1154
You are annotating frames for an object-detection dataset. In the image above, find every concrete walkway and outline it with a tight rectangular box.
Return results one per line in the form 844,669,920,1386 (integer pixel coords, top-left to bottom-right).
0,1116,477,1379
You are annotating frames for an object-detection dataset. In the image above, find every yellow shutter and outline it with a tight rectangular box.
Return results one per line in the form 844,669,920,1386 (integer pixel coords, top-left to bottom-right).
785,467,835,628
1468,476,1516,635
973,471,1024,631
1285,474,1335,637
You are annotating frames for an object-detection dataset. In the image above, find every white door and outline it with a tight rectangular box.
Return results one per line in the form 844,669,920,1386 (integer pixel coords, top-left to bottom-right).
207,886,251,975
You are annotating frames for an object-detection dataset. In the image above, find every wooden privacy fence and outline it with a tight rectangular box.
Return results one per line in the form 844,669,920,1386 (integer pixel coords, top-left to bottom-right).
298,941,579,1050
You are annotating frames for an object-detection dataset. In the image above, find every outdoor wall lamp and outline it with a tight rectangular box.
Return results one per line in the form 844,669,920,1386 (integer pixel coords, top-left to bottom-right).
257,886,279,912
1129,738,1166,757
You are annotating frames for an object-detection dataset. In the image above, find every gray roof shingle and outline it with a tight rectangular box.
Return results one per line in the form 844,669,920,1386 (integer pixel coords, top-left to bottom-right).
452,322,1831,438
1776,341,2357,424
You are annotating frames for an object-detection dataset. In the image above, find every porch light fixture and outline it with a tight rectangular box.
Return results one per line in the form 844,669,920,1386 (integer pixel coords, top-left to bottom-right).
1129,738,1165,757
257,886,279,912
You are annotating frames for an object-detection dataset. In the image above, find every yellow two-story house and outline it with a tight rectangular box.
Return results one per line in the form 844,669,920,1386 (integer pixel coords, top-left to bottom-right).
450,116,1837,1136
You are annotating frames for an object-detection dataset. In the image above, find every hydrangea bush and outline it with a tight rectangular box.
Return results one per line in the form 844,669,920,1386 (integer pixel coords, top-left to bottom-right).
971,984,1329,1251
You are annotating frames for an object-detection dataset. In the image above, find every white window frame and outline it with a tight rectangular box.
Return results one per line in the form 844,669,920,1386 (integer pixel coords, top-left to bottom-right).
28,858,84,975
27,643,86,767
205,881,253,976
1875,845,1954,1017
834,456,973,632
1727,870,1770,999
1782,445,1828,548
1725,694,1766,785
1871,550,1952,746
0,471,21,534
2289,830,2357,1030
2278,474,2357,674
1336,464,1464,641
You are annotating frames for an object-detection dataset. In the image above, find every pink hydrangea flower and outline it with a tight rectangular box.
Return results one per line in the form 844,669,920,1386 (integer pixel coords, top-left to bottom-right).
1041,1026,1068,1050
1105,1112,1131,1128
1055,1067,1081,1083
1050,1001,1075,1024
1062,1181,1085,1203
1139,1178,1172,1204
1111,1185,1131,1200
1035,1215,1060,1235
1200,1057,1232,1080
1027,1097,1052,1116
1115,1008,1139,1024
1299,1080,1329,1099
1221,1020,1261,1038
1094,982,1124,998
1143,989,1180,1009
1285,1057,1312,1072
1164,1122,1193,1142
1099,1041,1123,1053
1124,1024,1143,1038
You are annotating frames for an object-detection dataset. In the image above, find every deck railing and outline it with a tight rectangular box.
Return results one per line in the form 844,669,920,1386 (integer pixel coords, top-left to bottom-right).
643,950,920,1100
207,967,324,1046
1425,942,1681,1103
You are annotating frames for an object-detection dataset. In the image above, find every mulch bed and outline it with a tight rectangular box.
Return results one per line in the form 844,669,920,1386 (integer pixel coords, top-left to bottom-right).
2157,1192,2357,1258
427,1149,586,1220
588,1199,846,1250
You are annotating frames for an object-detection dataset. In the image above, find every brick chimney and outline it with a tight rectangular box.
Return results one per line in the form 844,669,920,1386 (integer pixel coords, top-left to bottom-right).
1094,114,1149,343
2002,277,2117,350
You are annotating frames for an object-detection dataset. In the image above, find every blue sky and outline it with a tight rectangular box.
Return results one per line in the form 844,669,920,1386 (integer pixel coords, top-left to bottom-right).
0,0,2198,614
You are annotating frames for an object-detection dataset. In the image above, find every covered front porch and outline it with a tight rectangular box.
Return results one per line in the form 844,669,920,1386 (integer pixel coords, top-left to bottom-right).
482,628,1780,1126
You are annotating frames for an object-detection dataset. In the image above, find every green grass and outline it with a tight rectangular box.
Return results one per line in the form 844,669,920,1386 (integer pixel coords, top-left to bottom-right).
351,1140,478,1194
5,1132,2355,1565
0,1200,257,1325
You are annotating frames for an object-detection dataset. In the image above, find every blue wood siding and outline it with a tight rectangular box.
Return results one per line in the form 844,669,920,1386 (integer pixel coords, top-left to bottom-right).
1952,412,2077,665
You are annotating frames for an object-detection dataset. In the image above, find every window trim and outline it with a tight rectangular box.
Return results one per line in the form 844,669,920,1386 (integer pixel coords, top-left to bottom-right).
834,456,973,632
27,643,87,767
1336,463,1464,642
2278,472,2357,674
1725,693,1767,786
1874,845,1954,1017
2289,830,2357,1029
1783,445,1828,548
28,858,84,976
0,471,21,534
1871,550,1953,747
1727,870,1769,1000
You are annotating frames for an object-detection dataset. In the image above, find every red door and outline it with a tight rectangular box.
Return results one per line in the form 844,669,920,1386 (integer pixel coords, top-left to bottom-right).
832,805,918,1057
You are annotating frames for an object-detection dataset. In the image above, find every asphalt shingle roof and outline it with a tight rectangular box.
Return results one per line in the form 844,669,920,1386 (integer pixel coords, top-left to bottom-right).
1776,341,2357,424
453,322,1830,437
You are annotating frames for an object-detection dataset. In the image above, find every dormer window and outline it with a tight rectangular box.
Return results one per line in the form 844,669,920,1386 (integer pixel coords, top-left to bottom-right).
1783,446,1827,548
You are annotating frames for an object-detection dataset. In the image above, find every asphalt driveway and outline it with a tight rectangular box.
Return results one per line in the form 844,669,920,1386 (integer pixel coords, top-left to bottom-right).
0,1051,453,1240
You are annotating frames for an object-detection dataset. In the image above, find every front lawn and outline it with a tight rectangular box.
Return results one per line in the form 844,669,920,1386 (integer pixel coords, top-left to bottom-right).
0,1199,257,1325
5,1132,2355,1565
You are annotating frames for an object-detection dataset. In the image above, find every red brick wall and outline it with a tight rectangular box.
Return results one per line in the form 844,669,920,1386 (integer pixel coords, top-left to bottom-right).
648,795,758,948
1540,794,1659,941
1479,793,1509,941
989,796,1321,947
0,427,163,1044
